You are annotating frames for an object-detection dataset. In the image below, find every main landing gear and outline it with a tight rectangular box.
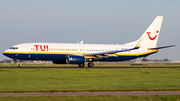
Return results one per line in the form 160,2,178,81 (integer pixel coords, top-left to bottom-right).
78,64,84,67
78,62,94,67
88,62,94,67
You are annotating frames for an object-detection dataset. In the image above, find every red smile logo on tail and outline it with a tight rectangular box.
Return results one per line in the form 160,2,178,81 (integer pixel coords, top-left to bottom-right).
147,30,158,40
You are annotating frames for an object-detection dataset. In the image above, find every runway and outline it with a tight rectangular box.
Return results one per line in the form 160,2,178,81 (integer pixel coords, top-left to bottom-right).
0,91,180,97
0,66,180,69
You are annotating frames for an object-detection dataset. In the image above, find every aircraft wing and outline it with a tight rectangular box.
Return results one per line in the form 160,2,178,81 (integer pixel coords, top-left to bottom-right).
84,38,143,58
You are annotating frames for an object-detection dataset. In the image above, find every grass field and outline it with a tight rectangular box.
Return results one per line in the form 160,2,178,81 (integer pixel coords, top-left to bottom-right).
1,95,180,101
0,68,180,93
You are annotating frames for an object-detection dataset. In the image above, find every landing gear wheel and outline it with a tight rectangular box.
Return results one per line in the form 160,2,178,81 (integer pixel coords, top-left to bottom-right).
18,59,23,67
88,62,94,67
78,64,84,67
18,64,23,67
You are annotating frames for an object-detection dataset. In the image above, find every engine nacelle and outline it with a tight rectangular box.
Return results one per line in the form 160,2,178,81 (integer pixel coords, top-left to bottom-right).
66,55,85,64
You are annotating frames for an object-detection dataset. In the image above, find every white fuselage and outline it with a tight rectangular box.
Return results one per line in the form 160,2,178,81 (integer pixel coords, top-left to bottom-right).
3,43,157,62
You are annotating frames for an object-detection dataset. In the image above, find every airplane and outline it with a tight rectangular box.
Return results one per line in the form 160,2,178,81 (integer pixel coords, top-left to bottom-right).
3,16,175,67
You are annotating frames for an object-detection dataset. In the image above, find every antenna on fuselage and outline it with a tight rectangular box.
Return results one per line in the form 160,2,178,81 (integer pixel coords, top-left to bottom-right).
80,40,83,44
77,40,83,44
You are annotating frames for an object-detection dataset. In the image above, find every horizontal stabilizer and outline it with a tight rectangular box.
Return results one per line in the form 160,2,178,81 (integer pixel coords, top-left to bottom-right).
148,45,176,50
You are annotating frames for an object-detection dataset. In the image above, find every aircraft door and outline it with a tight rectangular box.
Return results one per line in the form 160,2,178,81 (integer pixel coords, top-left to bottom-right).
24,45,30,55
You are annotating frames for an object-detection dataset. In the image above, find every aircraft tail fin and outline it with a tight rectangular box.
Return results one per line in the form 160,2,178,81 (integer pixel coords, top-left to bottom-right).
124,16,163,48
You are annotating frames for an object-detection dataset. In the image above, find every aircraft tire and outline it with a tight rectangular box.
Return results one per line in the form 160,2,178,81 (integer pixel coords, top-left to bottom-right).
18,64,23,67
78,64,84,67
88,62,94,67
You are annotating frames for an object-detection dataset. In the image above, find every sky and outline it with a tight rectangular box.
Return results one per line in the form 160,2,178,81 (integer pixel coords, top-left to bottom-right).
0,0,179,61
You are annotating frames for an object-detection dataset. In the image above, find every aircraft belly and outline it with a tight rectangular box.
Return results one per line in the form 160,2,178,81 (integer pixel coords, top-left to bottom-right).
95,53,152,61
3,53,67,60
96,56,137,61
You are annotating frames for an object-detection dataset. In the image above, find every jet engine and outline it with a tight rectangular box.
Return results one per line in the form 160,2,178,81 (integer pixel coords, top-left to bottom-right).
66,55,85,64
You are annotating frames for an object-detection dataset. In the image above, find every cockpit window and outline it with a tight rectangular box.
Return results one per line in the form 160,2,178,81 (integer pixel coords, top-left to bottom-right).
10,47,18,50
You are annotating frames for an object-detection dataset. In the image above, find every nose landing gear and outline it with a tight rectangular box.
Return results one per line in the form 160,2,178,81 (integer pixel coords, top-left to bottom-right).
17,59,23,67
18,64,23,67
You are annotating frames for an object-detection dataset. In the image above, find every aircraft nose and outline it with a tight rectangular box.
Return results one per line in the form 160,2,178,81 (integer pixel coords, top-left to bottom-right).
2,50,9,56
3,49,15,59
